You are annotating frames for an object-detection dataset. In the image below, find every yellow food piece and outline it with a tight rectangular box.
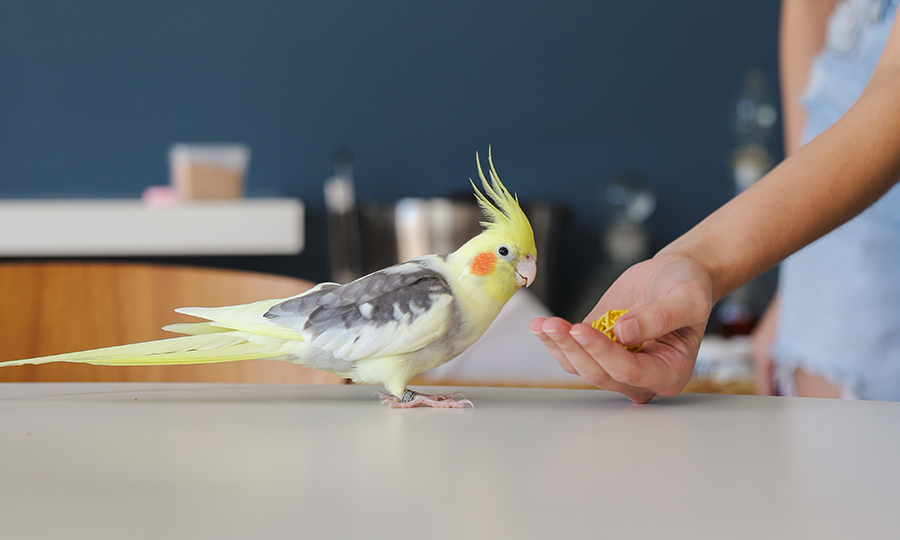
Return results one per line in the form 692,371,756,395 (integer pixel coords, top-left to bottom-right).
591,309,643,353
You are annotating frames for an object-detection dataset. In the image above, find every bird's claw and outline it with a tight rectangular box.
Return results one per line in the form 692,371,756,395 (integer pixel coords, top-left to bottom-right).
376,391,474,409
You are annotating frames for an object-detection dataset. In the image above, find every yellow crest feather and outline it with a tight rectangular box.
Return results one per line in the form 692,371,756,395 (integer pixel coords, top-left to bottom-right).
470,148,536,254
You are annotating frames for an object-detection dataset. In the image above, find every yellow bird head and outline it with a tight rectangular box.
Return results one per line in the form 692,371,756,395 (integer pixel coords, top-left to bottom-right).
453,149,537,303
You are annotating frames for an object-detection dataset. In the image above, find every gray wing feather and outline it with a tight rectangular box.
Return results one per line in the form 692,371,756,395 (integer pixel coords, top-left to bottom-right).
264,260,454,360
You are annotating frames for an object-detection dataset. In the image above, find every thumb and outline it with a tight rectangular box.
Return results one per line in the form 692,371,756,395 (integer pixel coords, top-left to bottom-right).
614,294,708,346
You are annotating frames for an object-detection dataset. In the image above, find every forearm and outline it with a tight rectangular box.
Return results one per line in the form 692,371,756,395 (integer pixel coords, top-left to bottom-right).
662,61,900,302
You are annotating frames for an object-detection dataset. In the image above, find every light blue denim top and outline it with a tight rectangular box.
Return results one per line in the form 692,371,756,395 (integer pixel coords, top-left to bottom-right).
773,0,900,399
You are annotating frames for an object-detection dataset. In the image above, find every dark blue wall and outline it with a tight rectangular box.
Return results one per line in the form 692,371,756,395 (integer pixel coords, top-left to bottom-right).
1,1,782,310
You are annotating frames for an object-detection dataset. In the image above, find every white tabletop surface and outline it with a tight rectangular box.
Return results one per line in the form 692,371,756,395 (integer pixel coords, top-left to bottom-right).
2,383,899,539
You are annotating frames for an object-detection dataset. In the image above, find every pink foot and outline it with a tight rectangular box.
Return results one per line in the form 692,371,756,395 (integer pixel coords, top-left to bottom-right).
377,390,473,409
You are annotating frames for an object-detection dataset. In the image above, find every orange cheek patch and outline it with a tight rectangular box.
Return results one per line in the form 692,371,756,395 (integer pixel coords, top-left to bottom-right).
470,251,497,276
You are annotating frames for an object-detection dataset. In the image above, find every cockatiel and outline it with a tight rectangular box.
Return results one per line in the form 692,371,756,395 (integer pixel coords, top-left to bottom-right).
1,150,537,408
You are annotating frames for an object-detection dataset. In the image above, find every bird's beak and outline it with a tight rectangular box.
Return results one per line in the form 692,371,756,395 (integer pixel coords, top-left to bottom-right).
515,255,537,287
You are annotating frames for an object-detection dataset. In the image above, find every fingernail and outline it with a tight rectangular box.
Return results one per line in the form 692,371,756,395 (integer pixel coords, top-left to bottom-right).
570,331,589,346
617,318,639,344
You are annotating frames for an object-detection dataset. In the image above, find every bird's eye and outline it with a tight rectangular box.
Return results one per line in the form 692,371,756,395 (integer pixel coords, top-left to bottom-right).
498,246,510,257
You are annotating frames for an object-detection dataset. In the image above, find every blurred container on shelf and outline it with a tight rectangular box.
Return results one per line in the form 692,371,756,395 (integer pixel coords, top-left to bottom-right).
169,143,250,200
571,171,656,320
602,172,656,268
324,148,364,284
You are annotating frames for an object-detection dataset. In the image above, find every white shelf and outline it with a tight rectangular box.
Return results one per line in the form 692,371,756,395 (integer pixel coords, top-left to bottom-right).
0,198,304,257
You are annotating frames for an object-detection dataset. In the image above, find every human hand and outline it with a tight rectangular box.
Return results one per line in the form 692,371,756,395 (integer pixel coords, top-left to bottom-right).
530,252,714,403
750,294,780,395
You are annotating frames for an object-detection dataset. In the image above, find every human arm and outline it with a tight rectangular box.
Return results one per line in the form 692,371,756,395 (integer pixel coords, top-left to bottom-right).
750,293,780,395
779,0,839,155
532,11,900,403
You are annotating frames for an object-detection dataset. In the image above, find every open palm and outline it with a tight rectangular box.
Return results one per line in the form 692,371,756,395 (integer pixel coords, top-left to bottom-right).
531,253,714,403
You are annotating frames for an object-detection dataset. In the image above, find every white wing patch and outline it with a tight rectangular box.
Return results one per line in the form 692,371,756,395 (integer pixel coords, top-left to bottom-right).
326,293,454,360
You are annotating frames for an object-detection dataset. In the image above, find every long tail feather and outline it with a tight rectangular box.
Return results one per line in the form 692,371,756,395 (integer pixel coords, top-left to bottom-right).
162,322,232,335
0,332,291,368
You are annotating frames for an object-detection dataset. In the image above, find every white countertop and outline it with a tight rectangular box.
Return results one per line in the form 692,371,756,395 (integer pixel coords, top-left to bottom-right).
0,198,304,256
2,383,898,539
